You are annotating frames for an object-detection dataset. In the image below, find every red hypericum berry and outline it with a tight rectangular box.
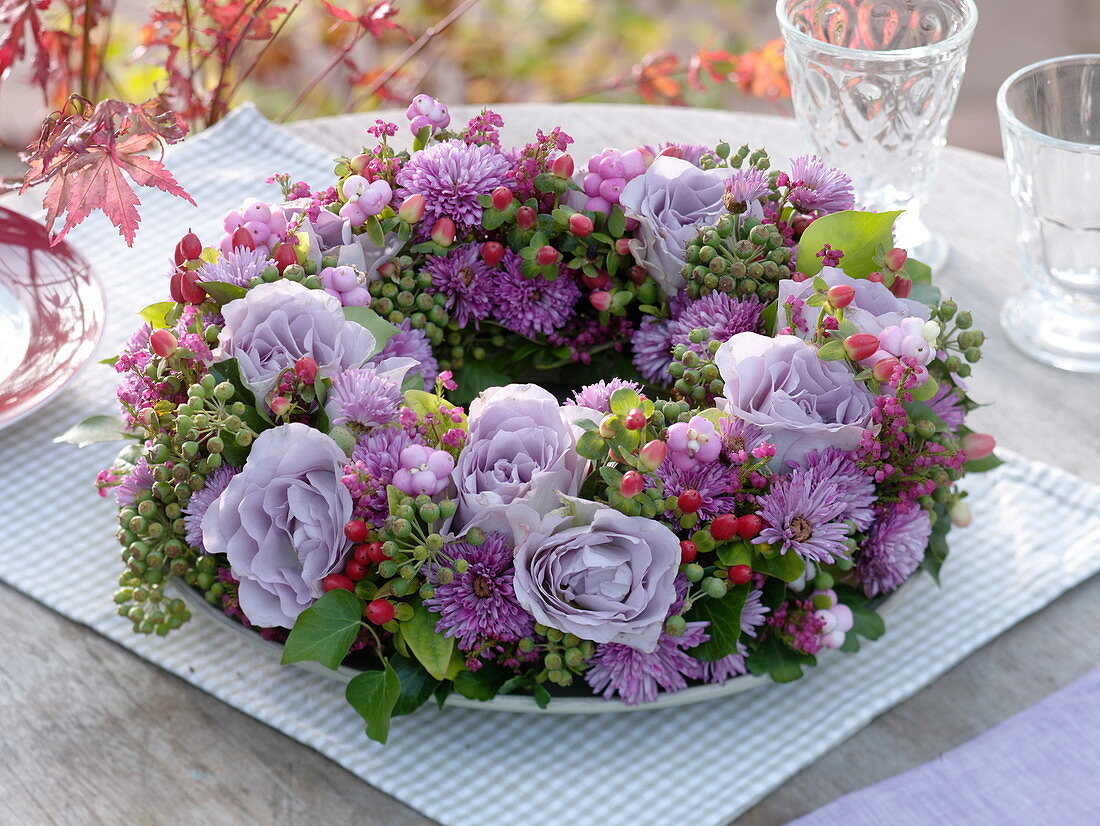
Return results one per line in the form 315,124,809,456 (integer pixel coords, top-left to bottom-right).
269,396,292,417
624,408,647,430
628,265,647,285
657,145,683,159
735,514,764,540
344,519,368,543
536,245,559,266
620,470,645,498
638,439,667,471
481,241,504,266
430,217,456,247
174,231,202,265
491,186,513,210
568,213,594,237
590,290,612,312
615,238,631,256
791,214,814,235
827,284,855,308
872,357,901,383
374,541,391,562
710,513,739,541
885,247,908,271
677,489,702,514
551,153,575,178
844,333,880,362
890,276,912,298
345,561,368,581
353,544,374,566
728,564,752,585
365,599,395,625
867,270,884,284
679,540,698,564
170,268,207,305
378,261,398,279
962,432,996,461
149,329,177,358
398,193,426,223
272,242,298,273
516,205,537,230
349,153,370,173
791,271,809,283
231,225,255,251
322,574,355,592
295,356,318,384
581,270,611,290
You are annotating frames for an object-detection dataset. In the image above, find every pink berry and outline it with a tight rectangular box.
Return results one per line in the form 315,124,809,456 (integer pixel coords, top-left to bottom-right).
891,277,912,298
638,439,667,471
516,206,537,230
624,408,647,430
620,471,644,498
962,432,996,461
269,396,292,417
735,514,764,539
885,247,908,271
827,284,855,308
615,238,631,256
582,172,602,197
590,290,612,312
551,153,575,178
149,329,177,358
491,186,513,210
844,333,880,362
710,513,739,541
344,519,369,543
272,242,297,273
365,599,395,625
867,271,884,284
175,231,202,264
481,241,504,266
170,269,207,305
872,357,900,383
598,177,626,203
230,226,255,252
322,574,355,593
536,245,559,266
431,217,456,247
568,213,594,237
728,565,752,585
295,356,318,384
679,540,698,564
398,193,426,223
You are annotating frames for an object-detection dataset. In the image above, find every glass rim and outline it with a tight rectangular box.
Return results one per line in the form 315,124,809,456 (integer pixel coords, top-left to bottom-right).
997,54,1100,153
775,0,978,61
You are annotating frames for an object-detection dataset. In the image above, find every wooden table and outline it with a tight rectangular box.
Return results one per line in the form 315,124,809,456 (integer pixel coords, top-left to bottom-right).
4,104,1100,825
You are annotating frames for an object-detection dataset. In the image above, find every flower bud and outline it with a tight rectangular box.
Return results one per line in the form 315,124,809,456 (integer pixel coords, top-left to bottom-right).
481,241,504,266
890,276,912,299
826,284,855,308
398,193,426,223
551,153,575,178
149,329,177,358
515,205,537,231
598,414,621,438
950,500,972,527
590,290,612,312
844,333,880,362
624,408,647,431
269,396,292,416
620,470,645,499
638,439,668,471
491,186,513,210
872,357,900,383
885,247,908,271
615,238,631,256
962,432,996,461
295,356,318,384
430,217,456,247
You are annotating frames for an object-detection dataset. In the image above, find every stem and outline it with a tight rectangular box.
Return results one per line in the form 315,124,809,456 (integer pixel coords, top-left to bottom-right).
206,0,266,126
227,0,303,102
343,0,485,114
79,0,95,99
276,28,369,123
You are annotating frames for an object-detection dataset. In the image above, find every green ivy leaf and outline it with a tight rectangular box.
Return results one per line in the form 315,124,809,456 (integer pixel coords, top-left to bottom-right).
686,583,749,661
922,507,951,583
281,589,363,669
746,634,816,682
138,301,178,328
963,453,1004,473
453,662,511,701
346,662,401,744
798,210,903,278
752,548,806,582
53,414,129,448
400,603,455,681
715,540,752,567
198,281,247,306
390,654,440,717
908,376,940,402
343,306,400,355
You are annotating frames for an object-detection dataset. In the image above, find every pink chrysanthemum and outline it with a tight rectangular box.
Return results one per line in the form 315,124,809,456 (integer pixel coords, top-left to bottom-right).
791,447,877,531
755,468,850,564
787,154,855,214
632,317,677,384
857,505,933,597
566,378,642,414
396,139,511,229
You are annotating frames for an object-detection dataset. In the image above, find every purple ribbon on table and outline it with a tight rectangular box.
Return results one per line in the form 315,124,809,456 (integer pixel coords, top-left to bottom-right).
791,667,1100,825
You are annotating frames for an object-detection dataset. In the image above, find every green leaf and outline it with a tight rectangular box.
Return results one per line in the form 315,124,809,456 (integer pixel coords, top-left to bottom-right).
686,583,749,661
752,548,807,582
390,654,440,717
760,299,778,336
607,205,627,238
433,680,453,710
746,634,815,682
453,663,511,701
532,682,551,709
608,386,643,416
817,339,847,361
365,216,385,248
903,400,948,431
908,376,940,402
797,210,903,278
715,540,752,567
400,603,455,681
138,301,178,328
964,453,1004,473
482,209,505,231
198,281,247,306
281,589,363,669
53,415,129,447
452,360,512,406
346,662,401,743
343,306,400,355
849,601,886,641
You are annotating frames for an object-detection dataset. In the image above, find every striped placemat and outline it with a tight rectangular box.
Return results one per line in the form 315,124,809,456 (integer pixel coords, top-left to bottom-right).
3,106,1100,826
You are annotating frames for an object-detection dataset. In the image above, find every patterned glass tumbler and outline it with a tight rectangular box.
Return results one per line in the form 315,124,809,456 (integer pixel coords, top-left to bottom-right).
778,0,977,270
999,55,1100,373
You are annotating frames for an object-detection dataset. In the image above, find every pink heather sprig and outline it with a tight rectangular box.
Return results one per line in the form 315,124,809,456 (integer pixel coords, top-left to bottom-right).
509,126,574,204
767,599,827,656
368,118,399,139
816,243,844,269
779,296,808,337
464,109,505,148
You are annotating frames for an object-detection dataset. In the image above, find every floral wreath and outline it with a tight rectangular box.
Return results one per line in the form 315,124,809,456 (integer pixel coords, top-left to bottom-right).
69,94,999,742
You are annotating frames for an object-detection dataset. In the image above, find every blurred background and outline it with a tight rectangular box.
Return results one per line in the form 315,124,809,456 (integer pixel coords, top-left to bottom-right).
2,0,1098,177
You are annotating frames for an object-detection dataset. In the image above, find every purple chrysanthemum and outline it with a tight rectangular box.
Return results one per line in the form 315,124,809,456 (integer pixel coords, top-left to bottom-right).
670,293,762,354
196,247,273,288
425,532,533,650
585,622,709,705
792,447,877,531
369,320,438,390
396,139,511,229
493,252,579,337
632,317,677,384
124,323,152,355
787,154,855,214
182,464,238,550
114,458,154,507
926,383,966,430
719,415,767,463
566,378,642,413
344,427,416,526
655,459,739,523
857,505,933,597
329,367,403,430
724,168,772,209
424,243,495,327
755,468,850,564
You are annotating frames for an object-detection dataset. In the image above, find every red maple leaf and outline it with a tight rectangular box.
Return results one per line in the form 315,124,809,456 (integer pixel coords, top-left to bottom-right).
22,96,194,246
320,0,408,39
0,0,50,91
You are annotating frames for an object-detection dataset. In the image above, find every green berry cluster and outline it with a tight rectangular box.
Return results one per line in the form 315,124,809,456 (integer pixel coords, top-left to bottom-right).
682,217,791,303
697,143,772,173
366,256,449,346
372,490,458,606
930,300,984,379
666,332,724,404
531,624,594,687
248,261,324,290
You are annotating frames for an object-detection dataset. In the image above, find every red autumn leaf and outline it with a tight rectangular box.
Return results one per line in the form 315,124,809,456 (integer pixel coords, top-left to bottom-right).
735,38,790,102
688,48,740,90
632,52,683,105
320,0,408,39
0,0,50,91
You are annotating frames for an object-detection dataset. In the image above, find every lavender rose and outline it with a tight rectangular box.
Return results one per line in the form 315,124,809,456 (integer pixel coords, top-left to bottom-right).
778,268,930,338
215,280,375,403
507,499,680,653
715,332,874,470
201,423,353,628
619,155,736,297
452,384,597,533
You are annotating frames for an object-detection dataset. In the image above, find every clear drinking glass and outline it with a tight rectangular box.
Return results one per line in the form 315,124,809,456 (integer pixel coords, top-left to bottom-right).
777,0,977,270
998,55,1100,373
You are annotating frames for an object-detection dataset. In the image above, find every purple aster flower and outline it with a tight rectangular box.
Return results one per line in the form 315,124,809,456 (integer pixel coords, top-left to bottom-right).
720,415,767,463
344,427,416,526
183,464,238,550
425,532,533,650
926,382,966,430
755,468,850,564
858,505,933,597
114,458,154,507
196,246,273,288
670,293,762,354
723,168,771,211
424,243,494,327
396,139,511,229
124,323,152,355
585,622,709,705
566,378,642,414
787,154,855,214
493,252,579,338
632,317,676,384
369,320,438,390
655,459,739,523
328,367,403,430
790,447,877,531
